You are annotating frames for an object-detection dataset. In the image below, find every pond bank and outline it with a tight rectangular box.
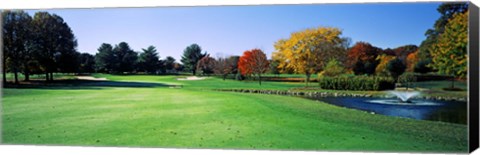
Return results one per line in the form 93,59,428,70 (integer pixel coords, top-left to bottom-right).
213,88,467,102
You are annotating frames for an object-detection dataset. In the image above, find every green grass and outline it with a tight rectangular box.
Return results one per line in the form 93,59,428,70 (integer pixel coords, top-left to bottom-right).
2,74,468,152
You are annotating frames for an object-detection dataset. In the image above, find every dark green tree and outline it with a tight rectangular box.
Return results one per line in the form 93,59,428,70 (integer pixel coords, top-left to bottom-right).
269,59,281,76
414,59,432,74
2,10,33,84
94,43,115,73
181,44,206,75
137,46,160,74
113,42,138,73
32,12,77,81
387,58,406,82
78,53,95,74
164,56,176,72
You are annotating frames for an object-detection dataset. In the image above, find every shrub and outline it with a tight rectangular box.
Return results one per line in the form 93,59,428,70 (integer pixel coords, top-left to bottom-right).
319,75,395,91
319,59,346,77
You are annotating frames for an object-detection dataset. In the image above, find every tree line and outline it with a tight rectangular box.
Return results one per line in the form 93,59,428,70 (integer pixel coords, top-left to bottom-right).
94,42,180,74
2,10,79,84
270,2,468,87
1,10,185,85
2,2,468,88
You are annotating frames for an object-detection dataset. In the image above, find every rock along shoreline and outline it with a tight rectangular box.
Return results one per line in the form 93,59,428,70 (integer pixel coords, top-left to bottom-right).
213,88,467,102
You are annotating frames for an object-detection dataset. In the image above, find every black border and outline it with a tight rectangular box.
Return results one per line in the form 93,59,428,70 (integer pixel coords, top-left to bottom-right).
469,1,479,153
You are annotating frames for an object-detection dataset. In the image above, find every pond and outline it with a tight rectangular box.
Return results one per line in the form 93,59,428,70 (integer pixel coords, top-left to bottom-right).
307,97,467,124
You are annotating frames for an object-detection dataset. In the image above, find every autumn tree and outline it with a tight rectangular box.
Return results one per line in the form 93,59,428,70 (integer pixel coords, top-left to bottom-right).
406,51,419,72
375,54,396,76
272,27,348,86
238,49,269,85
227,56,240,75
272,41,294,74
181,44,207,75
417,2,468,73
347,42,381,75
196,54,216,76
429,11,468,88
214,57,233,80
392,45,418,62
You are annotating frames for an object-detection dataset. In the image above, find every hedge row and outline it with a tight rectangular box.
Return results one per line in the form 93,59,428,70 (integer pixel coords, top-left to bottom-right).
318,76,395,91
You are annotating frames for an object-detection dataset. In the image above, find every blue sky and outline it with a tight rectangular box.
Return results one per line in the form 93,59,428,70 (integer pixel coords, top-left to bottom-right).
27,2,441,61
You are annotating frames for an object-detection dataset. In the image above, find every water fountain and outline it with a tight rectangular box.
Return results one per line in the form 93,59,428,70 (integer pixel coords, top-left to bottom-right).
307,91,465,124
388,91,421,103
366,91,441,106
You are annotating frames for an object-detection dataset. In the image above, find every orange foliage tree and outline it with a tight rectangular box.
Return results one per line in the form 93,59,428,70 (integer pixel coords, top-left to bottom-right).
375,54,396,76
238,49,269,85
347,42,382,75
406,51,419,72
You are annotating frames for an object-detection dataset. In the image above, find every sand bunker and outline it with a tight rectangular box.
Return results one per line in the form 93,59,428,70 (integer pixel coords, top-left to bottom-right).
76,76,108,81
176,76,209,81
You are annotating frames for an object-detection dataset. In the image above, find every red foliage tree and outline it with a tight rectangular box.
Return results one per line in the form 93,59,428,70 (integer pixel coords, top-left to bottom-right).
214,57,233,80
238,49,269,85
393,45,418,63
347,42,382,75
196,54,216,76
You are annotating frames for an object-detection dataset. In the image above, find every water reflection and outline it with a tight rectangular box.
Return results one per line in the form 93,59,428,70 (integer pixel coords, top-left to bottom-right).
308,97,467,124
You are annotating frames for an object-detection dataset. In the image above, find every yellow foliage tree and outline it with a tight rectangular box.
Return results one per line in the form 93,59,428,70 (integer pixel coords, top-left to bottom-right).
375,54,396,76
272,27,348,86
429,11,468,88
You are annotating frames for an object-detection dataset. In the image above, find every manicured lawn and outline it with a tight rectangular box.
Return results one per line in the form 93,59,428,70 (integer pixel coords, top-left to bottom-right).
2,74,468,152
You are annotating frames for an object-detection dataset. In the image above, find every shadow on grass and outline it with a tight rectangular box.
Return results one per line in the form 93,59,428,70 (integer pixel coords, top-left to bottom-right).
3,79,181,90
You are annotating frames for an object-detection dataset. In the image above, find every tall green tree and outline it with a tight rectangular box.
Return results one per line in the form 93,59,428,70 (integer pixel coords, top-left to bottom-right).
32,12,77,81
181,44,206,75
429,11,468,88
164,56,176,72
113,42,138,73
94,43,115,73
55,20,79,74
417,2,468,72
138,46,160,74
78,53,95,74
387,58,406,82
2,10,33,84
